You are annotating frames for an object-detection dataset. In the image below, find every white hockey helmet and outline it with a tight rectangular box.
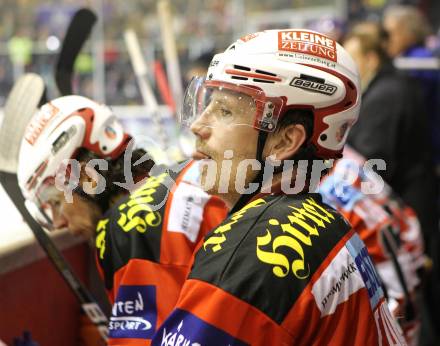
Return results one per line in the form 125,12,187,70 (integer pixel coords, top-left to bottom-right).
181,29,361,159
18,95,130,228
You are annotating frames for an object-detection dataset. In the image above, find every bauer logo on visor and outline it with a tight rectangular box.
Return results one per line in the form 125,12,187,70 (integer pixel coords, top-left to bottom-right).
278,30,337,62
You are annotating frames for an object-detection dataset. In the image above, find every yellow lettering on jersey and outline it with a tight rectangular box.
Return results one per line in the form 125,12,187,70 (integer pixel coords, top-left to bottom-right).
204,198,266,253
117,173,166,233
256,197,334,279
96,219,109,259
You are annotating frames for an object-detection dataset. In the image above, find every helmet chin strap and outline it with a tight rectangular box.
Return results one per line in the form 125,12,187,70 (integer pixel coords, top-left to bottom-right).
230,131,269,214
229,128,319,214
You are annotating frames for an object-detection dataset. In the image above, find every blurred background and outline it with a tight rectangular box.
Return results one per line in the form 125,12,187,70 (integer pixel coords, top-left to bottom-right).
0,0,437,106
0,0,440,345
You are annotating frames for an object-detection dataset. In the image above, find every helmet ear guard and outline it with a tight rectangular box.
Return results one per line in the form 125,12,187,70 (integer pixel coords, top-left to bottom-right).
71,107,131,160
304,64,359,159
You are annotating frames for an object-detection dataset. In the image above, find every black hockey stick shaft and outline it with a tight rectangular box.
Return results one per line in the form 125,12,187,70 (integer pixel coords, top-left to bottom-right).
0,73,108,340
55,8,97,96
0,172,109,339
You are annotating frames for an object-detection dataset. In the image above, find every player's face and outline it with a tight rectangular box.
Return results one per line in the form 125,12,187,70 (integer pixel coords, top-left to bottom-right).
383,17,411,57
49,190,101,239
190,89,260,206
62,193,102,238
344,38,370,83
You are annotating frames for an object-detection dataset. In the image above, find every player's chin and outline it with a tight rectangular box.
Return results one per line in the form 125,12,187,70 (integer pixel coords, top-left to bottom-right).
70,225,94,240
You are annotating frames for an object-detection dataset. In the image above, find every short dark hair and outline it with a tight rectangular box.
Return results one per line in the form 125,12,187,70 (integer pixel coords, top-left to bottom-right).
276,108,316,160
76,148,155,210
275,108,332,181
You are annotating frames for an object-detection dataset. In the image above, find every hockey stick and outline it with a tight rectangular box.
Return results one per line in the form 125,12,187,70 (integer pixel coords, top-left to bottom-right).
154,60,175,111
55,8,97,96
124,29,176,163
124,29,159,111
157,0,183,108
0,74,108,340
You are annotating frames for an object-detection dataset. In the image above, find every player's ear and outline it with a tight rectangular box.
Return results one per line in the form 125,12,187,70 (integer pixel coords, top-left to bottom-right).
264,124,307,161
79,162,106,195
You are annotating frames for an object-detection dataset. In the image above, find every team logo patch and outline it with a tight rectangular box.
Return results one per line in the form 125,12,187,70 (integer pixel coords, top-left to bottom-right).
290,77,337,95
109,285,157,339
168,181,209,242
278,30,337,62
152,309,248,346
24,102,60,145
311,244,364,317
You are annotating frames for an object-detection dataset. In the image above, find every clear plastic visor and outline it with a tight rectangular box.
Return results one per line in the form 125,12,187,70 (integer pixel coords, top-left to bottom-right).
31,178,67,231
179,77,281,131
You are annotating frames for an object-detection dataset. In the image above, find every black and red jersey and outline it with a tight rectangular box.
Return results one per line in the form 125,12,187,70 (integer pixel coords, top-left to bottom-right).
151,193,406,345
319,147,425,344
95,160,228,345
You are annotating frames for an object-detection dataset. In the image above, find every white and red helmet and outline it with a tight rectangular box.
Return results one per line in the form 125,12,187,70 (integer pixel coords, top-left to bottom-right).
181,29,361,159
18,95,130,227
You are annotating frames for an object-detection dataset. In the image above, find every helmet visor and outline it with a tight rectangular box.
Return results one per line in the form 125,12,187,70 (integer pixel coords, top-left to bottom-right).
33,178,67,231
179,77,282,132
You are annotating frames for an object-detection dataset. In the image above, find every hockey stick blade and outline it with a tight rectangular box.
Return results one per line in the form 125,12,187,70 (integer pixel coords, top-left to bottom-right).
0,74,108,340
0,73,44,173
55,8,97,96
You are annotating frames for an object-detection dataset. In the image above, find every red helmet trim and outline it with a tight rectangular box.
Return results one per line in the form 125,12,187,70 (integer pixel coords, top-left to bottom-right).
295,63,358,159
49,107,130,160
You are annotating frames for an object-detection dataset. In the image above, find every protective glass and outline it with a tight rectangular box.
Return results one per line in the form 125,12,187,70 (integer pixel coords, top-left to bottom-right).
179,77,283,132
32,177,67,231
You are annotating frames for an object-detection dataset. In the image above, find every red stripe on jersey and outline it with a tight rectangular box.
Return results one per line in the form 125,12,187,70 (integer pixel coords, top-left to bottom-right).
113,259,188,329
189,196,229,268
95,252,114,304
282,282,385,345
281,230,355,337
109,337,151,346
339,205,390,263
313,290,384,345
176,279,292,345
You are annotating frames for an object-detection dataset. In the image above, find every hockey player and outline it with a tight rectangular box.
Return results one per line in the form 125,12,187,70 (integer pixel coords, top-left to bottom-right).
151,29,407,345
319,146,425,345
17,95,228,344
17,95,155,239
